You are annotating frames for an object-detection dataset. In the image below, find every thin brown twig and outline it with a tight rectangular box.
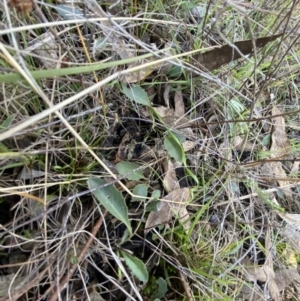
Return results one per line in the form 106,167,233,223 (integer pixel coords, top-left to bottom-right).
0,264,51,301
177,266,194,301
41,211,107,301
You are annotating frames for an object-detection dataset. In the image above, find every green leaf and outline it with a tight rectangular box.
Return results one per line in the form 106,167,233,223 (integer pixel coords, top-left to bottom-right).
154,277,168,300
88,178,132,235
164,132,184,162
70,256,78,264
121,84,151,106
262,134,271,147
119,228,130,245
121,251,149,283
0,53,154,83
226,240,243,255
94,37,107,49
116,161,145,181
147,200,160,212
151,190,161,200
167,65,182,78
0,115,15,132
0,142,10,153
54,5,83,20
173,131,186,143
132,184,148,201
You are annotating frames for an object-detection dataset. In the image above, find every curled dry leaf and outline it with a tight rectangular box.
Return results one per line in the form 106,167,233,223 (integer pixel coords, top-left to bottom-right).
115,132,132,162
182,140,197,152
271,196,300,252
163,84,171,107
163,159,180,193
291,160,300,174
155,107,193,130
242,258,280,301
120,43,175,83
268,278,280,301
155,106,175,118
233,135,255,152
155,103,197,152
243,259,275,282
244,247,300,296
8,0,33,15
281,225,300,252
32,32,59,69
174,86,185,116
277,210,300,229
275,268,300,292
270,106,290,158
145,187,190,230
86,286,106,301
260,106,292,198
120,58,159,83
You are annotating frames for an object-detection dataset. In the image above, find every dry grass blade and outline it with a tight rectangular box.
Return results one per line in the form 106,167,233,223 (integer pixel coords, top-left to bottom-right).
85,0,135,60
46,212,106,301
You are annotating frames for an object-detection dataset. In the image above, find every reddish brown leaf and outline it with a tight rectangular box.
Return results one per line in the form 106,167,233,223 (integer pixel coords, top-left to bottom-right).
192,33,283,71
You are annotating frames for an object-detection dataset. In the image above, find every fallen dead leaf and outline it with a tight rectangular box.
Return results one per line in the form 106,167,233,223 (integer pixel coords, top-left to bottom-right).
86,286,106,301
277,211,300,229
268,278,280,301
182,140,197,152
281,225,300,253
154,106,175,118
163,160,180,193
174,86,185,116
275,268,300,291
291,160,300,174
8,0,32,15
264,228,280,301
242,257,280,301
192,33,283,72
119,58,159,83
270,106,290,158
32,32,59,69
259,106,292,198
233,135,255,152
120,43,176,83
123,34,283,82
243,260,275,283
155,104,196,138
242,243,300,300
239,283,265,301
145,188,190,230
115,132,132,163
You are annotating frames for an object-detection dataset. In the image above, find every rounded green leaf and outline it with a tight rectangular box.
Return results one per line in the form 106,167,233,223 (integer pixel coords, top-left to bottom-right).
164,132,184,162
54,5,83,20
151,190,161,200
116,161,145,181
122,84,151,106
121,251,149,283
88,178,132,235
154,277,168,299
132,184,148,201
